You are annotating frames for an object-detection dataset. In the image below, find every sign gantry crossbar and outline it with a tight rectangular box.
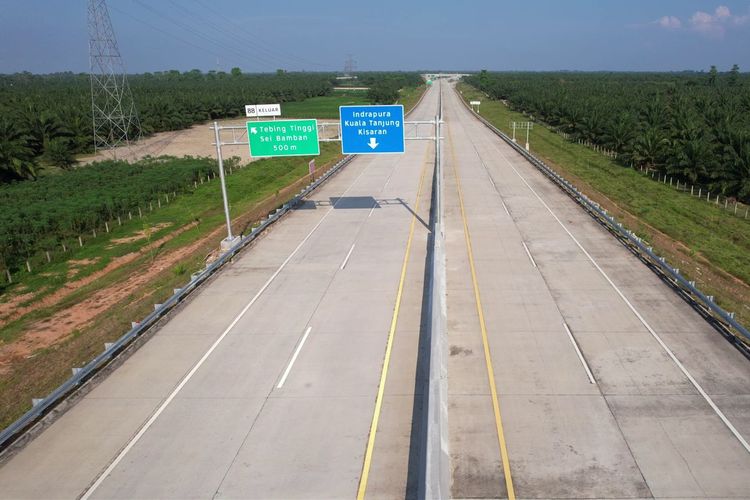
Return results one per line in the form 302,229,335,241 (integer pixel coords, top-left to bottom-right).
212,120,441,147
209,116,442,244
510,120,534,151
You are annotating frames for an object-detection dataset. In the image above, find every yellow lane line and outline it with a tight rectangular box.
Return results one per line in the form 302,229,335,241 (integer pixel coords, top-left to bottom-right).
447,127,516,499
357,147,431,500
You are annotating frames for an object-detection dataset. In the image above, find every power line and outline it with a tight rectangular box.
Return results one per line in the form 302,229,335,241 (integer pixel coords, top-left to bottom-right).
165,0,283,69
130,0,280,70
110,1,332,72
191,0,322,67
109,5,226,63
131,0,274,69
190,0,329,69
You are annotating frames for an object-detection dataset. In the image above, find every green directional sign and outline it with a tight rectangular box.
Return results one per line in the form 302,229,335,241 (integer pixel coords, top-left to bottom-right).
247,119,319,157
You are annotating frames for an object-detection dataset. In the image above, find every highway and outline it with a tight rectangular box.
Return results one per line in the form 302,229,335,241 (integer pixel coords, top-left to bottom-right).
1,78,750,499
441,82,750,499
0,86,438,499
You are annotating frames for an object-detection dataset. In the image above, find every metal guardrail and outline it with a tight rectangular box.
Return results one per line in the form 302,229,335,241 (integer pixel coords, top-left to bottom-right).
456,87,750,356
0,154,355,453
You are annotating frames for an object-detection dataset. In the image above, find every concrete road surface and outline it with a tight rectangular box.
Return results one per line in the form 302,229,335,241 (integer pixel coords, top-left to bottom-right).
442,81,750,499
0,86,438,499
2,78,750,500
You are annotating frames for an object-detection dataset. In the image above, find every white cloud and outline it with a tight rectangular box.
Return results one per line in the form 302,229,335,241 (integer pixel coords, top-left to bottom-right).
657,15,682,29
690,8,726,37
653,5,749,37
688,5,749,37
715,5,732,19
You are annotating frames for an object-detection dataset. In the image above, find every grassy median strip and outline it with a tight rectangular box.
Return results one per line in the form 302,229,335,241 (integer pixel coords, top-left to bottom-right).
458,82,750,328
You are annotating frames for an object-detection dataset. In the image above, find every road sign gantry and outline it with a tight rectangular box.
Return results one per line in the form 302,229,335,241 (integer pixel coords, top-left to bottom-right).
247,119,320,157
339,105,405,154
209,102,440,244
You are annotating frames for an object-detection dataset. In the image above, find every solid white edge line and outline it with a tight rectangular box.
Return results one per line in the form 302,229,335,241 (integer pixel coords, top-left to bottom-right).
276,326,313,389
340,243,356,270
563,322,596,384
81,161,373,499
521,241,537,268
494,142,750,454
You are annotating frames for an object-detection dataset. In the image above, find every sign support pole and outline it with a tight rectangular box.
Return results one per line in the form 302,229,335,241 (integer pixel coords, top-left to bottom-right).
213,121,234,242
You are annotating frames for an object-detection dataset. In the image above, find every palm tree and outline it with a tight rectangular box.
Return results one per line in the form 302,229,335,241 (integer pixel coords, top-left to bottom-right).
44,138,77,170
631,127,667,171
603,113,635,154
0,119,37,181
667,130,715,184
578,111,604,143
640,99,668,129
24,112,71,157
713,132,750,201
66,112,92,153
708,65,718,86
561,106,583,138
728,64,740,86
143,100,182,131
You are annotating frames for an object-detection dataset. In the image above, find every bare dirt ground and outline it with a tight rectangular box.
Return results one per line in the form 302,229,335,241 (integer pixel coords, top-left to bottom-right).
0,223,195,330
79,118,340,165
108,222,172,246
0,224,201,375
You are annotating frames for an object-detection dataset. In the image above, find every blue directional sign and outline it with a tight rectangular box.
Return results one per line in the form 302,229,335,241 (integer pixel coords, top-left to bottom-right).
339,105,405,154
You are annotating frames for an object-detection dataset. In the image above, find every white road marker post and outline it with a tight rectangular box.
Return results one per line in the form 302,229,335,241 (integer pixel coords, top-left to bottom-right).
525,124,530,151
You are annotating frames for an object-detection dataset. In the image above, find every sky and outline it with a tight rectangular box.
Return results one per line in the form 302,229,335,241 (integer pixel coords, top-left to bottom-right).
1,0,749,74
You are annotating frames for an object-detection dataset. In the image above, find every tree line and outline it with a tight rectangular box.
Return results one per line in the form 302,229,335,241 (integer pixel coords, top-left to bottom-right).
359,72,424,104
0,71,334,182
0,70,424,272
0,71,422,183
465,68,750,202
0,156,217,273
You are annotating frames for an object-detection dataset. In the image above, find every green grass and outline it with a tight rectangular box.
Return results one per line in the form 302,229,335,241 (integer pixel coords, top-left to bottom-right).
458,82,750,325
284,84,426,119
398,84,427,114
283,89,370,119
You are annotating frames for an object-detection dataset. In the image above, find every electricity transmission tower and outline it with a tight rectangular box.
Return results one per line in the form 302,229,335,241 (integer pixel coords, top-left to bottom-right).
88,0,141,155
343,54,356,76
